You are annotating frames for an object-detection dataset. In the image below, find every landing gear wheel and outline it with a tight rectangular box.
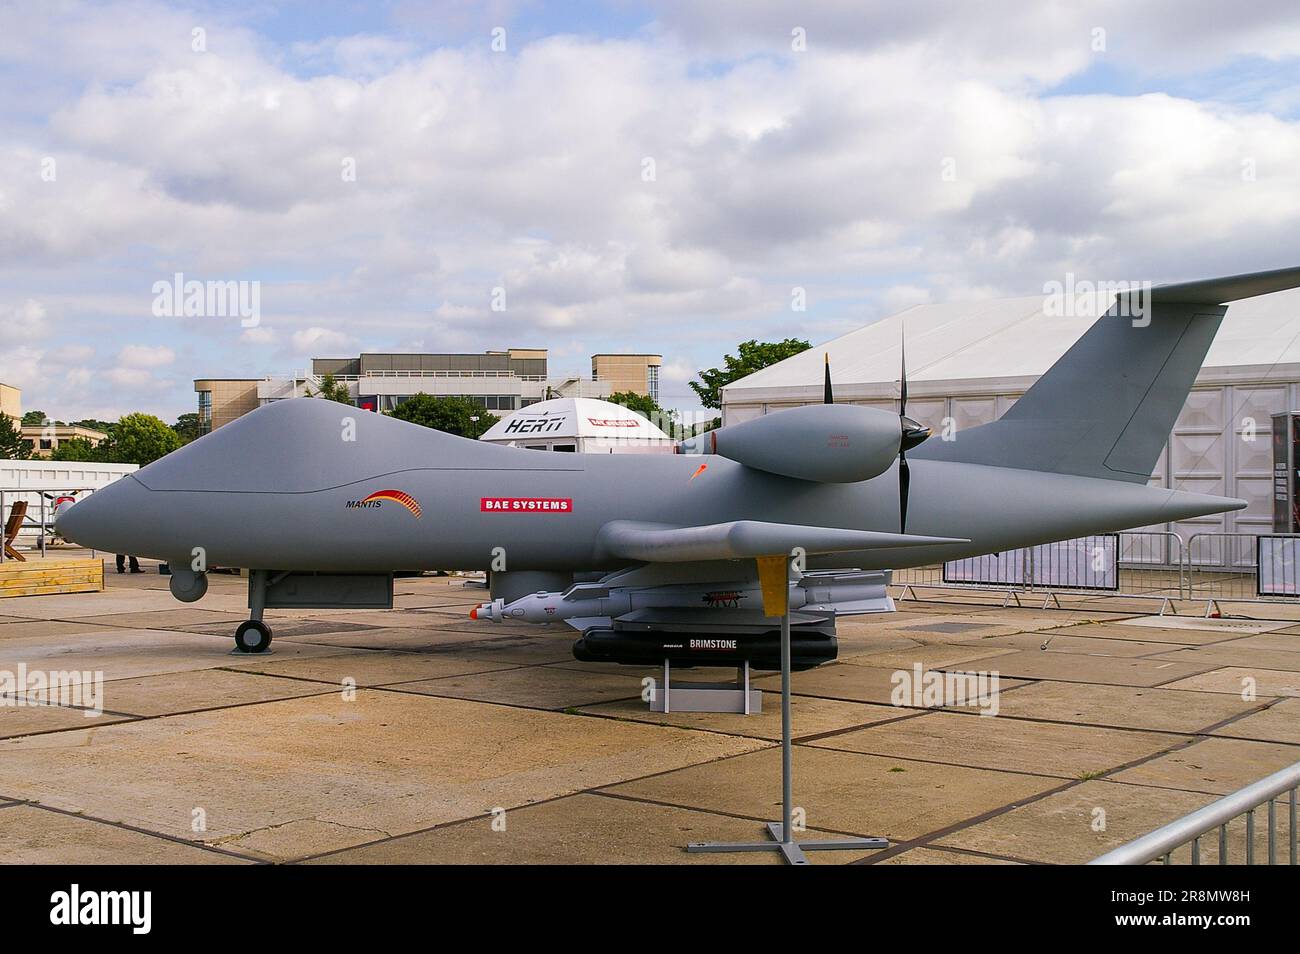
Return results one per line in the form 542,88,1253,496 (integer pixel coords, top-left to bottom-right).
234,620,272,653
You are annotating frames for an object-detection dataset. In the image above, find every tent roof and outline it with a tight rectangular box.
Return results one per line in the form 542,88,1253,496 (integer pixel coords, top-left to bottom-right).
724,287,1300,398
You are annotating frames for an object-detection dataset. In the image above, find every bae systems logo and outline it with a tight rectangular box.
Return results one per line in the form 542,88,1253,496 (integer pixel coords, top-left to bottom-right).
480,496,573,513
344,489,422,518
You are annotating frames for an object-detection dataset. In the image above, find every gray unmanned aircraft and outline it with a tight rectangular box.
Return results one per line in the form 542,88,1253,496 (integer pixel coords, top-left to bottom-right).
55,267,1300,661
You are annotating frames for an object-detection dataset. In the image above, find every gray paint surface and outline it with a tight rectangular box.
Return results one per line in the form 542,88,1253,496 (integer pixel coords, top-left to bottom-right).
58,268,1300,582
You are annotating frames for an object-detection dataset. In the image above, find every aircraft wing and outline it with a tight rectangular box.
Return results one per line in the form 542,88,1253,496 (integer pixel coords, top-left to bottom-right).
596,519,967,563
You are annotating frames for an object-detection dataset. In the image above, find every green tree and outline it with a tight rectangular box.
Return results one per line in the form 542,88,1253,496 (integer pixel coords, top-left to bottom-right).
72,419,113,433
21,409,46,426
102,413,182,466
689,338,812,410
172,412,202,443
306,373,353,404
0,414,30,460
607,389,682,438
388,394,498,439
607,390,662,419
51,437,104,462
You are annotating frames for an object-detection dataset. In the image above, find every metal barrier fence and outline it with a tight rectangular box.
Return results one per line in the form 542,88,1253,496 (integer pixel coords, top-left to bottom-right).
895,530,1189,605
1186,532,1300,605
1090,760,1300,865
895,530,1300,610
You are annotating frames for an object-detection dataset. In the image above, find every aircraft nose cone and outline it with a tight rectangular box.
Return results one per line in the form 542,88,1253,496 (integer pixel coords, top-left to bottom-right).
54,477,140,552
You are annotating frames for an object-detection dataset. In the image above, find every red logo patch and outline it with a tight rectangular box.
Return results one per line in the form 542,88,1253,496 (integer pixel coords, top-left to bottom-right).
480,497,573,513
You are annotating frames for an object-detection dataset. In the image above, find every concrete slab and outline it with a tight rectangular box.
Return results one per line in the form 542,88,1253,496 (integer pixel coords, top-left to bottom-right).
0,619,109,641
183,618,385,640
0,805,251,864
1123,616,1294,635
809,711,1174,779
0,690,764,862
1047,622,1239,645
1219,632,1300,652
1110,737,1300,796
950,680,1265,733
226,650,518,687
579,693,907,742
70,608,251,630
0,590,175,620
1209,698,1300,745
602,745,1059,843
1151,645,1300,672
1162,666,1300,697
0,701,136,739
277,628,569,659
849,619,1029,642
838,644,1020,670
0,628,362,683
392,665,645,710
281,608,489,630
877,846,1021,865
80,669,343,718
306,792,873,865
934,780,1215,864
753,662,1029,706
961,631,1190,658
944,649,1215,687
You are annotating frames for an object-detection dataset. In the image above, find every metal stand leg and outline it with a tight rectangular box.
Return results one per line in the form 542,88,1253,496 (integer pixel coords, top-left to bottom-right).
687,557,888,865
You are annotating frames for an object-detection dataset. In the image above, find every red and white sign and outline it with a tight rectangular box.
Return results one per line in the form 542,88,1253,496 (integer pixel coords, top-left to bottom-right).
480,496,574,513
586,417,640,428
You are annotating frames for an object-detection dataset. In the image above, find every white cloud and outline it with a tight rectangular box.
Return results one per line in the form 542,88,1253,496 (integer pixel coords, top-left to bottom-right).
118,344,176,368
0,299,48,343
241,326,277,345
104,367,154,388
3,0,1300,419
291,327,356,354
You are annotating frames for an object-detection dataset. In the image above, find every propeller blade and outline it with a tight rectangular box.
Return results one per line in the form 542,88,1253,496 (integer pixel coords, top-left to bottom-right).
899,454,910,534
899,334,908,416
823,352,834,405
898,328,918,533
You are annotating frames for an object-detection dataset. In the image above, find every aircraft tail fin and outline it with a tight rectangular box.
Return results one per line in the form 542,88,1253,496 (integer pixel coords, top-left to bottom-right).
915,266,1300,483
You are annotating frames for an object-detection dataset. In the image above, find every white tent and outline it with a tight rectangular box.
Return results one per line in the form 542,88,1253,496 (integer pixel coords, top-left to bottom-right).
479,397,675,454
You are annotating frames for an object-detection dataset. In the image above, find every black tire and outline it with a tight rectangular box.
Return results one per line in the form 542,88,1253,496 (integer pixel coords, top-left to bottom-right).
234,620,272,653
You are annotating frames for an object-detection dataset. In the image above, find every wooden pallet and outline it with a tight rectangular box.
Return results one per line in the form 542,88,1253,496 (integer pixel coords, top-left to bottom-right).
0,556,104,598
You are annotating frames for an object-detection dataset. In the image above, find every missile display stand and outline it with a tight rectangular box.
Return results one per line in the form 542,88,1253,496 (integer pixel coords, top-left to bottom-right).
650,659,762,714
686,555,889,865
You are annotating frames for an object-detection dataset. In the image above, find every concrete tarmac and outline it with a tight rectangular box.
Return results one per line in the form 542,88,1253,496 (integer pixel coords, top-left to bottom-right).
1,558,1297,864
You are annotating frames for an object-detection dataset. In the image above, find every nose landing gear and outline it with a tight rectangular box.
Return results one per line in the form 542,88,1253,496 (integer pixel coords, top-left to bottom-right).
234,568,273,653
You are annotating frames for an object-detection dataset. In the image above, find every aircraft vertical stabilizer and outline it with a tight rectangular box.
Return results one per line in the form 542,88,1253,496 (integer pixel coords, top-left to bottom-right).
914,266,1300,484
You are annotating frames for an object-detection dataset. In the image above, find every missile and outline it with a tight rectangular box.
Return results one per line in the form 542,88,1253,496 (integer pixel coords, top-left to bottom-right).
470,570,893,627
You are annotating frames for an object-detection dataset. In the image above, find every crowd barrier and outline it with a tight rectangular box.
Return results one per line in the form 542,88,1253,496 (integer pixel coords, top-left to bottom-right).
894,530,1300,614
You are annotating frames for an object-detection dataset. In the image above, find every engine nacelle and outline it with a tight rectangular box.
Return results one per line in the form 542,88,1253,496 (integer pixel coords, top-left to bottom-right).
680,403,904,483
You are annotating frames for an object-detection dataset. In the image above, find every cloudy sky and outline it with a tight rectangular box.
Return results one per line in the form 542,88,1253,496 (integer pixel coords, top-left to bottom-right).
3,0,1300,423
